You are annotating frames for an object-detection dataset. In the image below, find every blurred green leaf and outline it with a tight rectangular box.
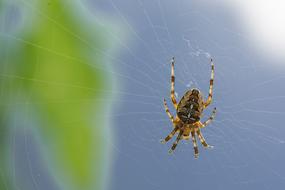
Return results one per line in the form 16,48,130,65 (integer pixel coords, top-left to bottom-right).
0,0,114,189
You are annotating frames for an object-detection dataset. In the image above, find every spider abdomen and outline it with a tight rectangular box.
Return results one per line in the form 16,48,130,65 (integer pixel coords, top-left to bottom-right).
177,89,204,124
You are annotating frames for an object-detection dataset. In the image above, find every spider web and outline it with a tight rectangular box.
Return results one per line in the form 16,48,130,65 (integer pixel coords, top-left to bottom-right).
104,1,285,190
1,0,285,190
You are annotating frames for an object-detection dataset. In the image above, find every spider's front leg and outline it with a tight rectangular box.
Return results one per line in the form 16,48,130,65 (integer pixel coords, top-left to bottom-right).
170,57,178,109
204,58,214,108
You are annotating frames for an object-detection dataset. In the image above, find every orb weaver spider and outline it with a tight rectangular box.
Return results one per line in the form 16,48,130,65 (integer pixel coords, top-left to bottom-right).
161,57,216,158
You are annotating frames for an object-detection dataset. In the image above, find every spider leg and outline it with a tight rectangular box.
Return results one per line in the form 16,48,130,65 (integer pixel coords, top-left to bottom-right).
190,131,199,158
169,129,184,154
196,129,213,148
204,58,214,108
200,107,216,128
170,57,178,109
160,126,179,144
163,98,174,123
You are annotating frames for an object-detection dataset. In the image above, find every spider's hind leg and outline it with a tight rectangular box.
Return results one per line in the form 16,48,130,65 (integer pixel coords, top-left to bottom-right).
200,107,217,128
163,98,174,123
191,131,199,158
196,129,213,149
160,126,179,144
169,129,184,154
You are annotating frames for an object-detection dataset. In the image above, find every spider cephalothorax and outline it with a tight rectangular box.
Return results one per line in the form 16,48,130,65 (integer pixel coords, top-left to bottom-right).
161,57,216,158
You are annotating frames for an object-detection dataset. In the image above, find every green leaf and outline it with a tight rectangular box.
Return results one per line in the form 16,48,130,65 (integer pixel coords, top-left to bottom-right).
0,0,116,189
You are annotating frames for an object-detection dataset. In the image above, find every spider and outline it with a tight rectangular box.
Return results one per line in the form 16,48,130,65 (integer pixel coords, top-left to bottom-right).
161,57,216,158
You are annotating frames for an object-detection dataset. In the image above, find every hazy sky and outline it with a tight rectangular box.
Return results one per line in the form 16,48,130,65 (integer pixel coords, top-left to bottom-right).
100,1,285,190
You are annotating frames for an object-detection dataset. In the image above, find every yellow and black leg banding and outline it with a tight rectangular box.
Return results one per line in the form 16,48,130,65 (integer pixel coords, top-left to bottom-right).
160,127,179,144
201,107,216,128
204,58,214,108
170,57,178,109
163,98,174,123
196,129,213,148
169,129,183,154
191,131,199,158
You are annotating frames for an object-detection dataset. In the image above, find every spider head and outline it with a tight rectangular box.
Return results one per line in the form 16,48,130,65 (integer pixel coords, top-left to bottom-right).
191,88,200,95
